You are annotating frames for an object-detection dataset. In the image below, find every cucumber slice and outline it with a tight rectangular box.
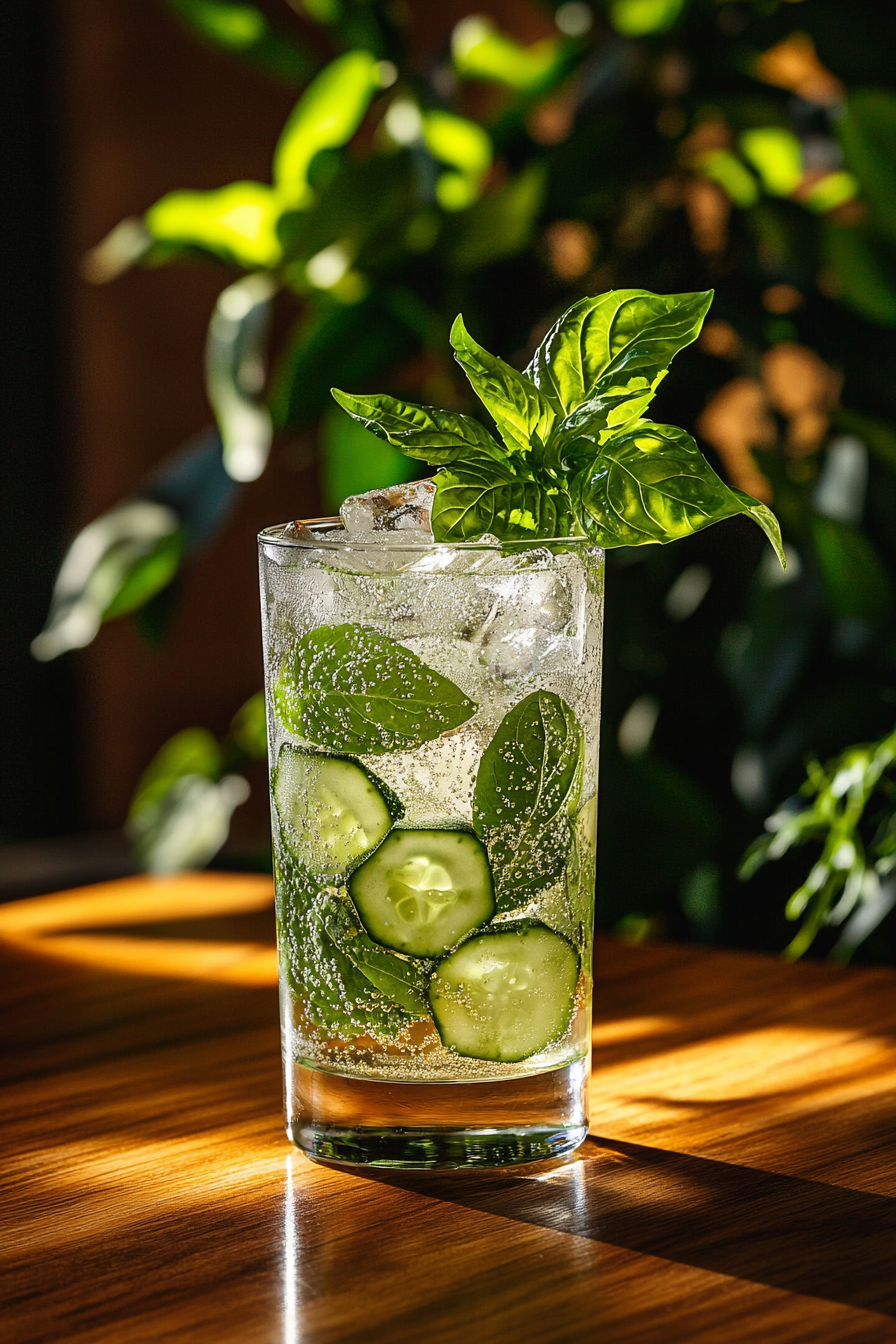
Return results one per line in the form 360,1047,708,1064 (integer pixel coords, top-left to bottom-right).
348,828,495,958
273,746,396,880
429,923,579,1063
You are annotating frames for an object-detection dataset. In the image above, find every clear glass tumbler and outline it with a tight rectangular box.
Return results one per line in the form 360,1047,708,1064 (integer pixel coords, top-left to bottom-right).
258,519,603,1168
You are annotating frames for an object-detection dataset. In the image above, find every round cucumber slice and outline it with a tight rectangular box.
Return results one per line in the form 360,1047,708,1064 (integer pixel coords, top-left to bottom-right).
348,828,495,959
429,923,579,1063
273,745,396,880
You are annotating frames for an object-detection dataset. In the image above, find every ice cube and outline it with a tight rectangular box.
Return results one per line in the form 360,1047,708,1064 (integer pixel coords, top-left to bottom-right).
340,479,436,538
281,520,317,542
474,556,587,681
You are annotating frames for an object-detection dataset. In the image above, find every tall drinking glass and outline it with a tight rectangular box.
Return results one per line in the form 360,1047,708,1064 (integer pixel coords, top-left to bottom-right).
259,519,603,1169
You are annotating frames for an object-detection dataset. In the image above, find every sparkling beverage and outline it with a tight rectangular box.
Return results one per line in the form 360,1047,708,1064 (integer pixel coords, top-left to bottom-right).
259,519,603,1168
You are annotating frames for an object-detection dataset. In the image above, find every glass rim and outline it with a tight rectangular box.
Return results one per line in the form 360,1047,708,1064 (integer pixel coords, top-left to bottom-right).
258,517,600,552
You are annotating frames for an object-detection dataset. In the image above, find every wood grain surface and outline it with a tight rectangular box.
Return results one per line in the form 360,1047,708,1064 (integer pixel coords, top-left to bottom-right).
2,873,896,1343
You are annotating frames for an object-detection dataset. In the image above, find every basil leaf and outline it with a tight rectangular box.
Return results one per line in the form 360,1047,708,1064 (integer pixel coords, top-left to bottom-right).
431,461,574,542
330,387,505,465
527,289,713,415
570,421,786,565
278,855,425,1036
537,796,598,954
450,315,555,456
341,937,431,1016
277,623,477,753
473,691,584,910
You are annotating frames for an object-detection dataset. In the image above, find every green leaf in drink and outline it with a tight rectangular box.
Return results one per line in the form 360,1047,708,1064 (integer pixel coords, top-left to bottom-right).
275,623,478,753
331,286,785,565
322,898,431,1018
474,691,584,910
279,861,429,1035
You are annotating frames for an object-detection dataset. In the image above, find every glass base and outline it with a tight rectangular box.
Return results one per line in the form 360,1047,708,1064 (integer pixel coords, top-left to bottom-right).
286,1056,590,1170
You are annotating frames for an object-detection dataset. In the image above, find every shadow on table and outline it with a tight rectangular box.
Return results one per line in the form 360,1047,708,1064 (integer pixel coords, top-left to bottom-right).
356,1136,896,1316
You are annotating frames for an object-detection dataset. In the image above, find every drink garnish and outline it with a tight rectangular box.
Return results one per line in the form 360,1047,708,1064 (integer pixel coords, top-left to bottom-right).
333,288,784,565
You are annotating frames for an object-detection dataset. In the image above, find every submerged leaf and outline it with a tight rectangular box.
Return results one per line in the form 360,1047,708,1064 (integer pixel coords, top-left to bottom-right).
474,691,584,909
278,858,426,1035
277,623,478,753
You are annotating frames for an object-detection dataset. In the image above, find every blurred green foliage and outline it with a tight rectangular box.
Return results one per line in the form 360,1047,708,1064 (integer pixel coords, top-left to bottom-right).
36,0,896,958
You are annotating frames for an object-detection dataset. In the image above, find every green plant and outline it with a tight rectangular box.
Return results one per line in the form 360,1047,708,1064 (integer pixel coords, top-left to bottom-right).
30,0,896,964
334,290,783,558
741,725,896,961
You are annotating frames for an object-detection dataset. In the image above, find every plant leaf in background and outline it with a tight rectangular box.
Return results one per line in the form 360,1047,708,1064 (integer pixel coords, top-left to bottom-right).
822,221,896,328
206,273,278,482
126,727,251,874
420,110,493,212
31,501,182,661
32,429,239,661
129,728,223,818
741,727,896,961
609,0,686,38
276,624,478,753
227,691,268,762
272,49,383,209
146,181,284,268
145,428,239,550
837,90,896,243
163,0,315,85
739,128,803,198
271,291,420,429
444,162,545,272
810,516,893,628
451,15,565,94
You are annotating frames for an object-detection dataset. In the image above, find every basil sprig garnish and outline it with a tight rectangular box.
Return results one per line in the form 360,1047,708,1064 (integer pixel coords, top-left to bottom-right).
332,288,784,563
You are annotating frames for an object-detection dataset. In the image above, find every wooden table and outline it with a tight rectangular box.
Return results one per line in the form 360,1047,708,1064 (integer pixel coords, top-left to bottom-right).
3,873,896,1343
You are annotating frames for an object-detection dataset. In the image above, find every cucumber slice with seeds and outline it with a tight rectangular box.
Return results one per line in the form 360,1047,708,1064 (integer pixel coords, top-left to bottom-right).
429,923,579,1063
273,745,397,881
348,828,495,959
